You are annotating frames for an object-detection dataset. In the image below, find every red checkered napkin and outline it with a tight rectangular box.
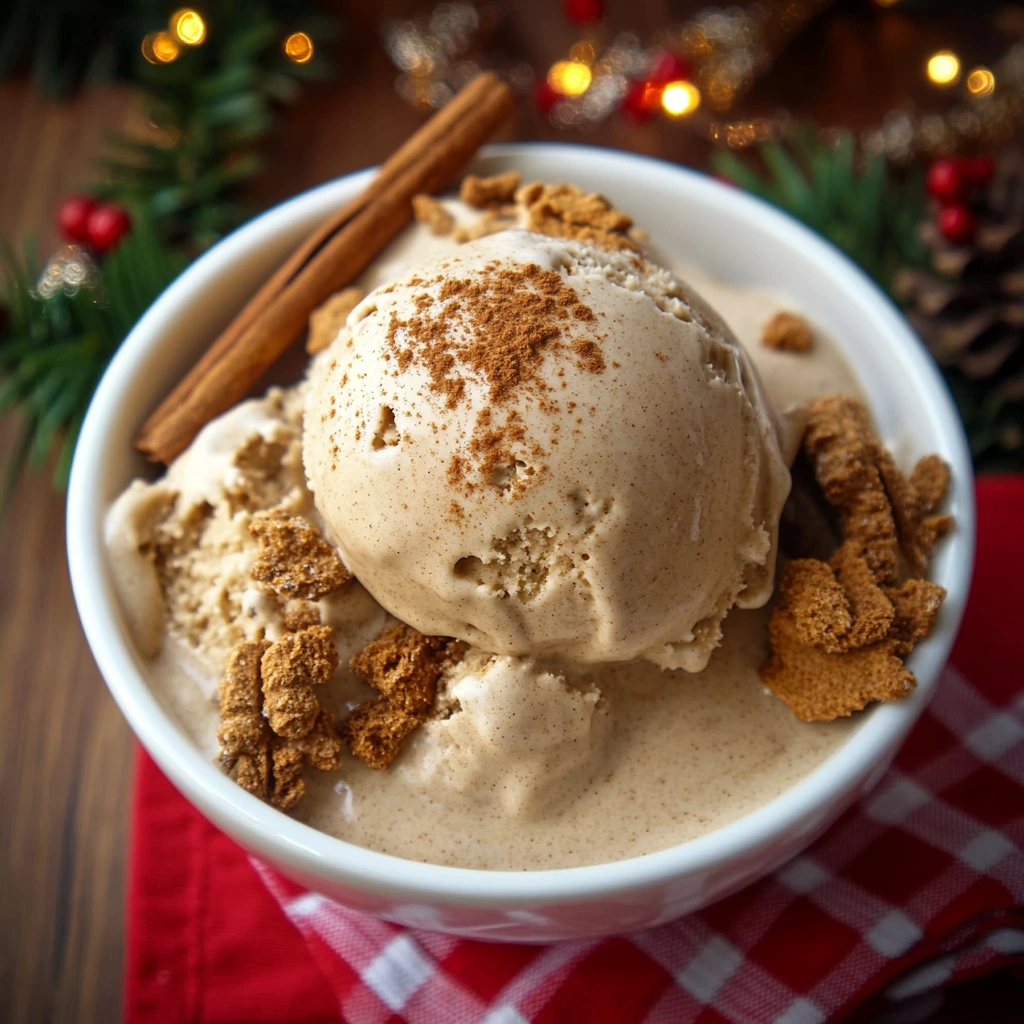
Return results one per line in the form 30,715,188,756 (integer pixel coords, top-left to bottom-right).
126,478,1024,1023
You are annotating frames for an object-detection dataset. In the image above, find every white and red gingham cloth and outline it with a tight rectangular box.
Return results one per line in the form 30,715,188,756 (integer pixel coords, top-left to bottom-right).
127,477,1024,1024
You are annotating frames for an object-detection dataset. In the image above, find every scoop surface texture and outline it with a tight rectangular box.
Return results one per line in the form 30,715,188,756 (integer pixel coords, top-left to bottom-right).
304,231,789,670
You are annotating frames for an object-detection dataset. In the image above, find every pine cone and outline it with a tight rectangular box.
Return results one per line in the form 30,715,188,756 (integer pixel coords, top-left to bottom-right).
893,144,1024,458
894,149,1024,396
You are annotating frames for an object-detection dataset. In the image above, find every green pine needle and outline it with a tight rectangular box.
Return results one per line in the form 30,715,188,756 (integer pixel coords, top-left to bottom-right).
0,1,342,502
0,214,184,494
713,129,929,291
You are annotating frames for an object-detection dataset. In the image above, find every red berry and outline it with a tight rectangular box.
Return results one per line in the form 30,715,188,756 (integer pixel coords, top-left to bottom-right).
647,51,692,85
621,79,661,122
957,156,995,188
533,80,561,115
937,203,977,245
562,0,603,24
926,159,962,203
57,195,97,244
85,203,132,254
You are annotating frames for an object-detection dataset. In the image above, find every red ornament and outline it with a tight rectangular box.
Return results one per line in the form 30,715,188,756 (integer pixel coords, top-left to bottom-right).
533,80,561,116
937,203,977,245
57,195,98,244
957,156,995,188
562,0,603,25
86,203,132,254
647,50,692,85
925,159,962,203
621,79,661,122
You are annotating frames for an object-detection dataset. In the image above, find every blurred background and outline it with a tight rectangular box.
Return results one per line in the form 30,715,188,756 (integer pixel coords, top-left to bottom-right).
1,1,1021,1020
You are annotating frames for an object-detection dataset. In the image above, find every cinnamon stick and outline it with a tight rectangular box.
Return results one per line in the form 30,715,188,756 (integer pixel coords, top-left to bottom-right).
136,73,513,464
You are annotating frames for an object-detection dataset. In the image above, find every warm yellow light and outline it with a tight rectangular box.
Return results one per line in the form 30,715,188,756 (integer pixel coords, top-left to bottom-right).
142,31,181,64
966,66,995,97
548,60,592,97
284,31,314,64
661,80,701,117
874,0,899,7
927,50,961,86
171,9,206,46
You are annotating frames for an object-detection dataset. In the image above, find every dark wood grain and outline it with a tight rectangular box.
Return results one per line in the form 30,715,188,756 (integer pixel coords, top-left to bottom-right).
0,4,1016,1022
0,81,136,1024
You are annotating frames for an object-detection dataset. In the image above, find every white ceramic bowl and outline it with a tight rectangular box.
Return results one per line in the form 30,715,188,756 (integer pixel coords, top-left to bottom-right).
68,144,974,942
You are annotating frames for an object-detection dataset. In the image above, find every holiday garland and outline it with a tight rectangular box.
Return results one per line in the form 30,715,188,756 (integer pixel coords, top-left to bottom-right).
0,2,339,510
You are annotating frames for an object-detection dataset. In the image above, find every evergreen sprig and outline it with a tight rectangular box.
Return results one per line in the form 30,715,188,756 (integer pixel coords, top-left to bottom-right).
0,215,184,511
0,0,336,99
96,3,338,250
0,1,340,503
713,130,929,290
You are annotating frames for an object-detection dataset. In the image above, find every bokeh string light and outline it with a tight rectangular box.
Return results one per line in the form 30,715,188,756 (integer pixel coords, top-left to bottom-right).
171,9,206,47
283,31,315,64
967,66,996,98
141,31,180,65
548,60,592,97
384,1,1024,163
141,13,316,70
384,0,827,128
927,50,961,87
661,81,701,117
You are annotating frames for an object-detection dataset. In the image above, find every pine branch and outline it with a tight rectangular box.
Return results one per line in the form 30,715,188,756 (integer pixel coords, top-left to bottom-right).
713,129,929,290
0,0,337,98
0,212,185,494
0,2,342,502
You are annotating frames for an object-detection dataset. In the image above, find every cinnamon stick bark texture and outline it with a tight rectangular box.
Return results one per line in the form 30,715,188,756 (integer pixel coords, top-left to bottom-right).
136,72,514,464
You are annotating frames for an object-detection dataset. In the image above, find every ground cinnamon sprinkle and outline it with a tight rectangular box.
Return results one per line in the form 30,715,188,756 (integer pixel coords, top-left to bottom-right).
384,258,604,495
572,337,606,375
760,395,952,721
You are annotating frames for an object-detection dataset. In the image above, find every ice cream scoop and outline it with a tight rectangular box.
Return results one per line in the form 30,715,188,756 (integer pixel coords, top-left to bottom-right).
304,230,789,670
413,651,608,818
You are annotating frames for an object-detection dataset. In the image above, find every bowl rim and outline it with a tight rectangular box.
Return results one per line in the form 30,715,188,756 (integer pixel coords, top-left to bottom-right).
67,141,975,904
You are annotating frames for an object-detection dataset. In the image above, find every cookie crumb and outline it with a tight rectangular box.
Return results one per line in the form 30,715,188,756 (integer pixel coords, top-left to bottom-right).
521,182,638,252
343,624,465,769
217,636,343,809
249,512,352,600
803,396,899,582
261,625,338,739
762,311,813,352
886,578,946,656
461,171,522,207
760,395,952,721
218,640,273,799
784,558,852,650
307,287,364,355
761,604,914,722
280,598,321,632
412,193,454,235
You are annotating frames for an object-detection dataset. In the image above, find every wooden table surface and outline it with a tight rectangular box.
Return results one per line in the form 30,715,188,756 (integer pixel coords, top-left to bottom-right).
0,4,1014,1021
